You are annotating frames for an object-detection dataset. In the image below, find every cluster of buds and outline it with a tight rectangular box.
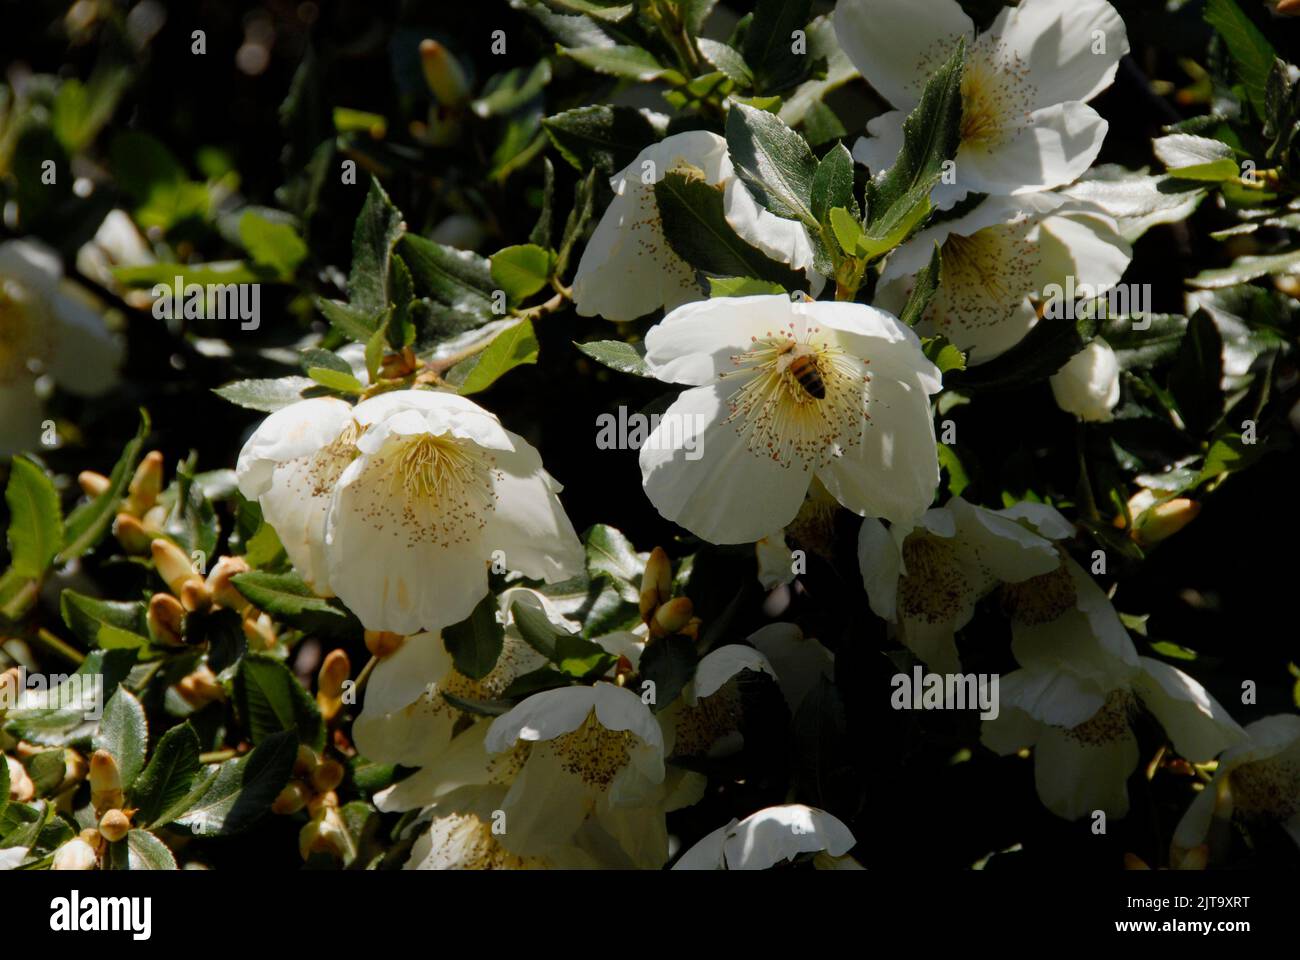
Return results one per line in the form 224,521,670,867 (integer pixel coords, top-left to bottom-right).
147,541,277,653
11,741,88,809
413,38,472,146
271,745,350,861
640,547,699,641
88,451,165,555
51,749,136,869
1115,489,1201,548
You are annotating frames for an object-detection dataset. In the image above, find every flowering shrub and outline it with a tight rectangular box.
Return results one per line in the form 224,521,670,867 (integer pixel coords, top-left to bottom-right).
1,0,1298,873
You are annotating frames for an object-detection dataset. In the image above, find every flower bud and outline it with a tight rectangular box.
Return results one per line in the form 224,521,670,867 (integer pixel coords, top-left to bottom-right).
206,555,251,613
299,806,349,861
6,755,34,803
124,451,164,515
113,512,153,554
89,749,123,815
180,578,214,614
293,744,319,778
151,537,200,596
1132,497,1200,547
364,630,405,658
52,837,99,871
419,39,471,108
98,808,130,843
272,780,312,815
639,547,673,622
58,748,88,793
147,592,186,646
174,665,224,710
307,789,339,817
310,758,345,794
78,827,104,853
651,597,694,637
77,471,111,498
1049,338,1120,423
317,649,351,723
1273,0,1300,15
242,612,277,651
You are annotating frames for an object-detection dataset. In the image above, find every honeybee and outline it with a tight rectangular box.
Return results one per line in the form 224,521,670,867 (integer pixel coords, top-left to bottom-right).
777,341,825,400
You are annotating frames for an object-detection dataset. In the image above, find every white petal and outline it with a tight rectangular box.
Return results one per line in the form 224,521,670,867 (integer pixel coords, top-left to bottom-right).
997,501,1075,539
857,516,904,621
1171,784,1219,856
47,289,122,397
483,431,584,583
720,804,856,869
756,531,796,589
639,383,811,544
591,682,665,757
959,102,1108,196
980,705,1044,755
747,623,834,714
998,665,1107,728
691,644,777,702
833,0,973,109
987,0,1128,109
724,178,819,279
1033,723,1137,820
643,294,808,386
948,496,1060,582
485,685,596,751
1134,658,1244,761
360,632,449,716
671,820,733,870
850,111,907,176
235,397,355,498
0,848,26,870
1050,338,1120,422
498,747,592,854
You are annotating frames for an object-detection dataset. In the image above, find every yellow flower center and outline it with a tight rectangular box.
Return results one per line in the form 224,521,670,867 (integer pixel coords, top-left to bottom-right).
721,323,870,470
552,711,633,789
1062,689,1135,745
999,557,1076,625
1231,754,1300,820
927,224,1039,340
898,533,972,624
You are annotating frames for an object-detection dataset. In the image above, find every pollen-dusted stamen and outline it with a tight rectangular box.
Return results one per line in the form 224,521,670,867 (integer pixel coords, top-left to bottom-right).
551,711,633,789
999,556,1076,625
671,686,742,758
0,279,52,384
928,223,1039,337
1231,754,1300,819
897,533,971,624
721,323,870,469
915,35,1036,151
306,420,361,497
423,812,549,869
354,432,500,549
1061,689,1136,745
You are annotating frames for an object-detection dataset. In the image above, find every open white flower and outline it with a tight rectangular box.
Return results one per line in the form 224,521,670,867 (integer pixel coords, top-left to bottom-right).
572,131,820,322
673,804,855,870
858,496,1062,672
1051,338,1120,421
1172,714,1300,863
1,239,123,454
835,0,1128,206
747,623,835,714
985,656,1243,821
353,587,560,781
876,193,1131,364
662,644,778,759
639,295,942,544
484,681,668,861
326,389,583,634
236,397,359,595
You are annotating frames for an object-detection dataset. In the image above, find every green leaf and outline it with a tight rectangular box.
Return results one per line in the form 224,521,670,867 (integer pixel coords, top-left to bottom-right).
542,105,658,175
317,297,380,341
349,179,406,314
1188,249,1300,288
58,409,150,563
742,0,812,93
299,347,353,377
4,457,63,579
132,722,202,828
0,755,7,820
937,443,970,497
810,142,857,225
698,38,753,87
3,649,137,747
829,206,869,256
164,730,296,835
93,689,148,790
60,592,149,651
543,0,633,21
490,244,554,302
306,367,364,395
638,635,697,712
113,260,262,289
575,340,650,377
921,335,966,374
864,39,964,250
234,654,325,750
559,45,681,83
214,377,316,413
399,234,496,318
455,319,540,395
472,60,552,118
654,168,806,288
239,210,307,278
230,570,355,633
111,829,177,870
509,596,614,678
706,277,787,297
442,593,505,680
1204,0,1276,116
1168,310,1225,435
780,15,859,129
726,102,819,226
899,244,942,328
583,523,644,597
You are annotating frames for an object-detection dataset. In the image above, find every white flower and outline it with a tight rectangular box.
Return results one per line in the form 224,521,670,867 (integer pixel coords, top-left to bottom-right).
353,587,558,785
662,643,778,759
1172,714,1300,862
236,397,359,596
984,657,1243,821
747,622,835,714
834,0,1128,206
875,193,1131,364
0,847,26,870
572,131,821,322
484,681,668,862
673,804,855,870
1051,338,1121,421
639,295,942,544
858,497,1062,671
76,209,155,309
0,239,123,454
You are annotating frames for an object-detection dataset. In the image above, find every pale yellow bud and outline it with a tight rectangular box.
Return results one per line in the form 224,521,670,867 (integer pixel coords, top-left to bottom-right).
640,546,673,622
271,780,312,816
364,630,405,658
6,755,34,803
179,578,214,614
78,827,104,853
299,806,348,861
206,555,251,613
77,470,111,498
113,512,153,554
58,748,88,793
317,649,351,723
147,592,186,646
307,789,339,817
52,837,99,871
124,451,164,515
419,39,471,107
151,537,200,596
651,597,694,637
174,665,224,710
89,749,123,815
310,758,344,795
1133,497,1201,547
98,808,130,843
242,612,277,651
293,744,319,778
